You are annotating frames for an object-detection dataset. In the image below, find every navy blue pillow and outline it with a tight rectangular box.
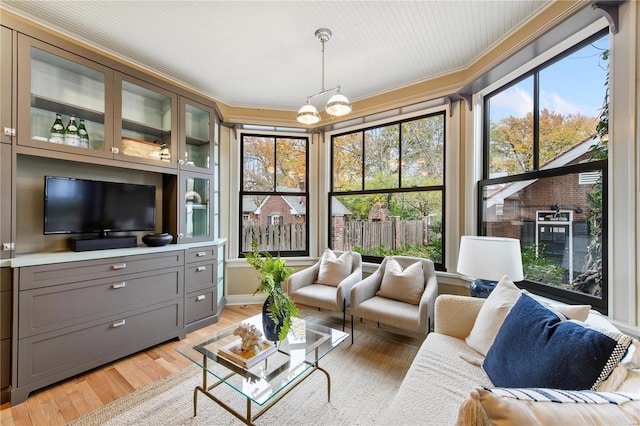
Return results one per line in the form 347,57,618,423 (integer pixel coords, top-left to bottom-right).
483,293,631,390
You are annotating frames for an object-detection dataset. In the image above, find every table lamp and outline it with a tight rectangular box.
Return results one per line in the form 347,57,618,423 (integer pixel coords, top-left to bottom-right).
456,236,524,298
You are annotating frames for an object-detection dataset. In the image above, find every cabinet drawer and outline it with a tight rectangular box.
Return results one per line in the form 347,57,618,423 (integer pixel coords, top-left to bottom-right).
18,301,182,387
185,261,215,293
185,289,216,324
19,267,183,337
185,246,217,264
19,251,184,290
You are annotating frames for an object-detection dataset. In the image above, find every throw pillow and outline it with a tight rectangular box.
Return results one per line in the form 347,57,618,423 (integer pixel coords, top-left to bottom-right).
465,276,591,356
315,249,353,286
376,258,424,305
456,386,640,426
483,293,632,391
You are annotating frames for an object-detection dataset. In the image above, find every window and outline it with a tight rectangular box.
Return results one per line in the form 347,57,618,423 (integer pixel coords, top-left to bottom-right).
240,134,308,256
481,30,609,312
329,112,446,268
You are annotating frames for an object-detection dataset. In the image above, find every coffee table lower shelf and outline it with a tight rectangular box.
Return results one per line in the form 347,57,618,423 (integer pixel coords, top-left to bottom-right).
192,356,331,425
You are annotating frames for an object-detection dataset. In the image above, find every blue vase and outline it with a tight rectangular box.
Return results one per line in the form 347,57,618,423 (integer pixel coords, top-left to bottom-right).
262,295,283,342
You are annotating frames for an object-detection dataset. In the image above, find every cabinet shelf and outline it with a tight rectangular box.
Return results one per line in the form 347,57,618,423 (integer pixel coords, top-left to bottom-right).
122,117,170,139
186,135,209,147
31,95,104,124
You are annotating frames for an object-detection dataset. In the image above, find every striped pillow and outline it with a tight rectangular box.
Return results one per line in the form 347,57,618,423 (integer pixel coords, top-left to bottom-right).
484,387,637,405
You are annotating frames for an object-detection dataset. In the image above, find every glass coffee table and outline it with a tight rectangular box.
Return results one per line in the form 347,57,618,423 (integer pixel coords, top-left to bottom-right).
176,314,348,425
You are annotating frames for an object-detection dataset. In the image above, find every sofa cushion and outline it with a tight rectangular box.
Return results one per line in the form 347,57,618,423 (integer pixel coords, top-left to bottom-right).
465,276,591,356
382,332,493,425
483,293,633,390
376,258,424,305
456,386,640,426
315,249,352,286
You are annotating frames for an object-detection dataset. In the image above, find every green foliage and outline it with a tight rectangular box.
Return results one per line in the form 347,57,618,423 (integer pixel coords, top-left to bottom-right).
245,240,298,341
521,244,565,285
354,240,442,263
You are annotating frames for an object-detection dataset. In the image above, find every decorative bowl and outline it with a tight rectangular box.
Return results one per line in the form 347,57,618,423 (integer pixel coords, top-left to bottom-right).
142,233,173,247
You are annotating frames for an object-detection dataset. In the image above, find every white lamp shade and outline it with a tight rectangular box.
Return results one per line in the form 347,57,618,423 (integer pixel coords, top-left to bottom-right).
325,93,352,116
457,236,524,282
297,103,321,125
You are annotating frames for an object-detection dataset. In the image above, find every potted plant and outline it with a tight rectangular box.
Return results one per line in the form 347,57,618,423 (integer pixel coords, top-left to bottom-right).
245,240,299,342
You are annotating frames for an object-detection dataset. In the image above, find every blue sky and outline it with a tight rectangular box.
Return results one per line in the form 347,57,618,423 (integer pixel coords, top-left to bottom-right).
490,36,609,121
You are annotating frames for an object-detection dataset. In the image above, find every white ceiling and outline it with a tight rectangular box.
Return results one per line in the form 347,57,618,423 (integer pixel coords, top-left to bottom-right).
1,1,551,113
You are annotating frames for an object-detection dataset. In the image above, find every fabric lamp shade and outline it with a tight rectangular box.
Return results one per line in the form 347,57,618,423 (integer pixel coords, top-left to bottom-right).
457,236,524,282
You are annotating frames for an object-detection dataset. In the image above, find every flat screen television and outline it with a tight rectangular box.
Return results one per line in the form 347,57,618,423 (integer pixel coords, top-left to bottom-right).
44,176,156,237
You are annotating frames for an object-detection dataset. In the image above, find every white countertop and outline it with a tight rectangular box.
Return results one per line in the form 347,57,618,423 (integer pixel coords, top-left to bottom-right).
2,238,227,268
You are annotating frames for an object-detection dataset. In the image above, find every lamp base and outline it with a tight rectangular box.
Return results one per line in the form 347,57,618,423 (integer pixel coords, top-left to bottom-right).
470,279,498,298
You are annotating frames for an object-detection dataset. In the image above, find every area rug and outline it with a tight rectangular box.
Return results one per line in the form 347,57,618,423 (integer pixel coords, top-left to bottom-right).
69,313,422,425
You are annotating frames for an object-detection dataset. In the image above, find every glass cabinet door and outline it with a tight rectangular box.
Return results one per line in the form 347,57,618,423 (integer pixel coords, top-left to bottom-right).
180,173,214,242
17,35,113,157
180,98,215,173
115,73,177,168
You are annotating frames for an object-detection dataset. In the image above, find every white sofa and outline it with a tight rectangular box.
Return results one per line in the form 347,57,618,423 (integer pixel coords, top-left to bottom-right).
383,294,640,425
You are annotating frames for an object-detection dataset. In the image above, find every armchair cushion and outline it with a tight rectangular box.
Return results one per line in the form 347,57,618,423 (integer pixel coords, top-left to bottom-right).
376,258,424,305
316,249,353,286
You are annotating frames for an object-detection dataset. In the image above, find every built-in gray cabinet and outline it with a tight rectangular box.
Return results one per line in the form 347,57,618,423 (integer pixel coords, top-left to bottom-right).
184,245,218,332
1,26,14,145
11,250,187,405
1,268,12,404
179,97,217,174
115,73,178,169
2,14,225,407
17,34,115,159
0,144,12,259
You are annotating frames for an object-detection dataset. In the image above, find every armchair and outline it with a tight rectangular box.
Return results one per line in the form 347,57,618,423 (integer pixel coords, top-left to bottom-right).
288,250,362,329
350,256,437,342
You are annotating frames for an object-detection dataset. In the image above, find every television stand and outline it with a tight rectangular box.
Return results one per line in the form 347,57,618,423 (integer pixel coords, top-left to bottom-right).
70,235,137,252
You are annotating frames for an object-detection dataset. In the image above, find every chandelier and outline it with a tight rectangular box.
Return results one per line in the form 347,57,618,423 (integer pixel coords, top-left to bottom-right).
297,28,352,125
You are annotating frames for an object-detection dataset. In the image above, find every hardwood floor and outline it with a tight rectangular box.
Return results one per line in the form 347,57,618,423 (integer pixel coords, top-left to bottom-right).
0,304,262,426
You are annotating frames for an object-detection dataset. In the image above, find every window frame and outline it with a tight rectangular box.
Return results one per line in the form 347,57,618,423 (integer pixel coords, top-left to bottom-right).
479,29,610,313
328,111,447,269
239,132,310,258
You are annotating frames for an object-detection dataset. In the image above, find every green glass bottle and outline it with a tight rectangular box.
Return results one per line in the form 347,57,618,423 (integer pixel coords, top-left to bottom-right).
78,119,90,149
49,113,65,144
64,114,80,147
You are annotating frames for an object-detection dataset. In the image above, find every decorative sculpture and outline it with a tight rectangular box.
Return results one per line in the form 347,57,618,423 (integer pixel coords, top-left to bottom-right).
233,323,263,352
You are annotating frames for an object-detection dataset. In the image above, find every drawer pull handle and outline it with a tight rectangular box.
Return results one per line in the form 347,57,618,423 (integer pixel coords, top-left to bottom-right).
196,251,207,257
112,263,127,270
110,320,126,328
196,266,207,272
111,282,126,289
196,295,206,301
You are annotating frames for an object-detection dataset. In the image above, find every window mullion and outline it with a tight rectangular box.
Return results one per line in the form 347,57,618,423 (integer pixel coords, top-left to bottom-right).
533,73,540,171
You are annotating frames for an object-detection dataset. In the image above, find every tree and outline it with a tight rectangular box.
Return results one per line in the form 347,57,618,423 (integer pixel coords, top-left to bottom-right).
489,109,597,176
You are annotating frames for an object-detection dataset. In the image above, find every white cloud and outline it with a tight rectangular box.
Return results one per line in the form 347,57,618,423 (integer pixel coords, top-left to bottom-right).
540,91,584,115
491,86,533,118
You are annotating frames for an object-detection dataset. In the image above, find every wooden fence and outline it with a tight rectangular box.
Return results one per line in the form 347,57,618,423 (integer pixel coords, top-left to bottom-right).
341,219,429,251
242,223,306,252
242,219,430,252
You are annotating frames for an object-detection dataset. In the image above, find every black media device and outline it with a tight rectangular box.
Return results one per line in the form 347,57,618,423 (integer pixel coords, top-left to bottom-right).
44,176,156,251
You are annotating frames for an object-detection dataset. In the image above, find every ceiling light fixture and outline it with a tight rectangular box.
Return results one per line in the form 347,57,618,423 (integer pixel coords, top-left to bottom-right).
297,28,352,125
